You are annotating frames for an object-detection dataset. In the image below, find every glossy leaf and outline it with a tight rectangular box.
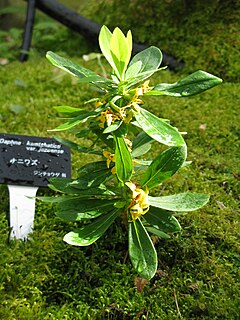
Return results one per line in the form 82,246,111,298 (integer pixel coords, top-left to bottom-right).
114,121,128,136
63,208,120,246
49,111,98,132
146,70,222,97
92,127,114,149
71,161,113,189
125,60,142,79
132,131,153,157
114,135,132,182
129,218,157,280
46,51,110,85
76,75,110,84
149,192,210,211
144,207,181,233
75,129,90,138
146,227,171,239
48,178,76,193
125,46,162,80
53,106,86,118
126,68,165,89
56,198,117,221
48,178,115,197
54,136,102,155
133,160,152,174
140,145,187,189
37,195,79,203
110,27,132,80
134,107,185,146
103,121,122,134
99,26,116,75
132,143,152,159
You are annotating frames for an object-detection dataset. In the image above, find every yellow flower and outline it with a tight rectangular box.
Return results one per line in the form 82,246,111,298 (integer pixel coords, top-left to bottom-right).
103,150,116,174
137,80,152,96
97,113,106,128
122,81,152,115
124,138,132,151
97,108,120,128
95,100,103,108
119,107,134,124
125,182,149,220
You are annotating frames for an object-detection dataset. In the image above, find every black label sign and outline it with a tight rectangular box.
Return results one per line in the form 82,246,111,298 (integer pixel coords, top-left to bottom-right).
0,133,71,187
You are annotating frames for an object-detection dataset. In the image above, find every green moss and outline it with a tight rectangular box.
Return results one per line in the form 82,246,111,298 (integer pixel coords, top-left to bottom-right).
91,0,240,82
0,57,239,319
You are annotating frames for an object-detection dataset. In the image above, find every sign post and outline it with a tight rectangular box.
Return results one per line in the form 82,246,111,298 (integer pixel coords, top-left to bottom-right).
0,133,71,240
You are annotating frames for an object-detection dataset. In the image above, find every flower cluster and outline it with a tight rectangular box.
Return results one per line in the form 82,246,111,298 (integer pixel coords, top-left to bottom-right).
126,182,149,220
97,108,120,128
97,81,152,129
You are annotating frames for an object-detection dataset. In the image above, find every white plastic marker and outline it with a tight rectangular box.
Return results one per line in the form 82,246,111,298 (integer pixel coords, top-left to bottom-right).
8,185,39,239
0,133,71,240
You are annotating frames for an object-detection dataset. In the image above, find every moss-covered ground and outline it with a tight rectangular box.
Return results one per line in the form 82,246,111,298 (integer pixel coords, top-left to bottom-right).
0,52,239,319
93,0,240,82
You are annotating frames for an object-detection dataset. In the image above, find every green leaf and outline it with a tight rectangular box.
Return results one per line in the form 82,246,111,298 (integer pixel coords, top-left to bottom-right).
133,160,152,174
53,106,87,118
54,136,102,155
99,26,132,80
103,121,123,134
110,27,132,80
129,219,158,280
134,107,185,146
76,75,109,83
48,178,76,193
75,129,90,138
132,131,153,157
56,198,117,221
49,111,98,132
78,75,113,87
126,67,166,89
92,127,114,149
126,30,132,58
78,161,110,176
126,46,162,80
148,192,210,211
144,207,181,233
114,135,132,182
140,145,187,189
145,227,171,239
99,26,116,74
146,70,222,97
46,51,110,85
114,121,128,136
48,178,115,197
71,161,113,189
63,208,120,246
37,195,79,203
132,143,152,158
125,61,142,79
